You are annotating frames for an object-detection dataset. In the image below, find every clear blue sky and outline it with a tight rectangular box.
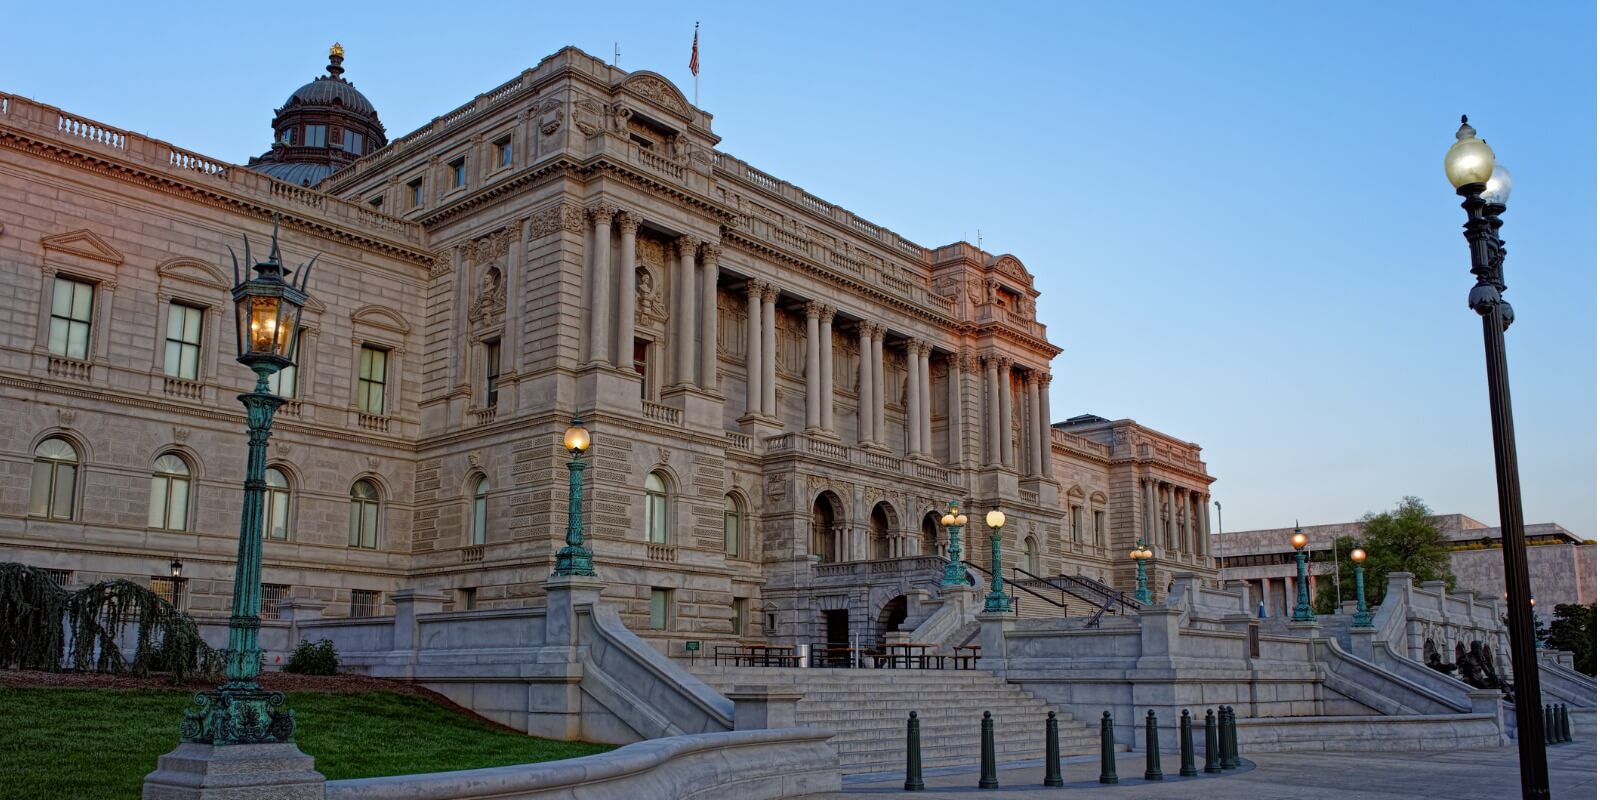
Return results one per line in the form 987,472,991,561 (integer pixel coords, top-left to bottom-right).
4,1,1593,535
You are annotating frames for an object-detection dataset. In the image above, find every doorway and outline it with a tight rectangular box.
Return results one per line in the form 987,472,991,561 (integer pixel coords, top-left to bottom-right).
823,609,849,647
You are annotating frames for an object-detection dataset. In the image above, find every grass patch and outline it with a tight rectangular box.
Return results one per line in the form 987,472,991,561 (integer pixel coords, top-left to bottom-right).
0,688,613,800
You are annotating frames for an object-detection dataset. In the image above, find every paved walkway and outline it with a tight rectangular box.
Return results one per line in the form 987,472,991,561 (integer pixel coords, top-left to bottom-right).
807,744,1596,798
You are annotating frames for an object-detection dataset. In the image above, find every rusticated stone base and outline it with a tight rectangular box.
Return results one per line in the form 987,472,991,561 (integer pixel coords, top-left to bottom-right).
142,743,325,800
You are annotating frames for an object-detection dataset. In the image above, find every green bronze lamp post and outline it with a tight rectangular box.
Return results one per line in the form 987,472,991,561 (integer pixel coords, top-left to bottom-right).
1130,540,1153,604
940,500,969,586
1350,546,1373,628
982,509,1011,613
552,417,595,577
1291,527,1315,622
180,218,313,745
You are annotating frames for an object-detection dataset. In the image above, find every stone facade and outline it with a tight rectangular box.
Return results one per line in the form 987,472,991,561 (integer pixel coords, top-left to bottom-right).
0,46,1213,656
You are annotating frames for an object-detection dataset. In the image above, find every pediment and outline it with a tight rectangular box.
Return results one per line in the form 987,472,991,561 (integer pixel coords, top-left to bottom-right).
1065,484,1087,499
41,229,123,266
351,304,411,334
621,72,691,117
989,254,1031,285
155,258,229,291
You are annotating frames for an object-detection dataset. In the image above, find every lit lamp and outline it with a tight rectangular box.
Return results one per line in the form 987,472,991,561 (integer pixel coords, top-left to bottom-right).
1445,116,1548,797
1350,547,1372,628
169,558,183,579
181,215,313,746
553,417,596,577
1129,540,1153,604
1290,527,1314,622
939,500,970,587
982,509,1011,613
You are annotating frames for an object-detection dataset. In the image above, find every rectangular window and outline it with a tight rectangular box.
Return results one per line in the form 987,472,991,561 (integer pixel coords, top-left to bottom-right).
732,598,745,639
1070,506,1082,543
303,125,327,148
484,340,501,408
261,583,290,620
357,345,388,414
407,178,424,209
634,338,650,400
163,303,204,380
649,588,671,630
281,127,297,146
344,131,364,154
494,136,512,168
151,577,185,609
38,569,71,588
461,587,477,611
368,196,384,210
1094,510,1105,545
48,277,95,360
266,330,301,397
449,158,467,188
351,589,380,618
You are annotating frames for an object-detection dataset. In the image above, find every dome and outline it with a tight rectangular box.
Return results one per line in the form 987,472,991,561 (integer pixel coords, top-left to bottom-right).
281,74,378,119
249,161,335,186
246,43,387,188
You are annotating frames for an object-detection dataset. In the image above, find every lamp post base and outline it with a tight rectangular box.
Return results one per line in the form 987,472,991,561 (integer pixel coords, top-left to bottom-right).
180,684,295,746
553,546,597,578
142,742,324,800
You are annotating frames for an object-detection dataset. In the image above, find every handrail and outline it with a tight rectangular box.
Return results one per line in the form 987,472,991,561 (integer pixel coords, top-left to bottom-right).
1055,571,1144,614
962,561,1067,617
1013,566,1135,627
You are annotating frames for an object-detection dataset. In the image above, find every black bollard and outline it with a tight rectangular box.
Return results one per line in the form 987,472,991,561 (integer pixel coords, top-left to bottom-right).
1544,704,1555,745
1220,706,1238,770
1229,705,1242,764
979,710,998,789
1203,708,1221,773
1560,704,1572,743
904,711,924,791
1099,711,1119,784
1179,709,1198,777
1144,709,1164,780
1043,711,1064,787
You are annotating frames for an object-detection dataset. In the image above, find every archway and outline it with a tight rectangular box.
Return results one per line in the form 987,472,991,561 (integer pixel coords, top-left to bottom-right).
877,595,908,644
812,491,844,562
869,501,897,560
921,512,942,558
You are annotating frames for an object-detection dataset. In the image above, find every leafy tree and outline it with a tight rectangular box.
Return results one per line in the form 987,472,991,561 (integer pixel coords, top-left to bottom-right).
1311,497,1454,613
1311,535,1379,614
1545,603,1596,676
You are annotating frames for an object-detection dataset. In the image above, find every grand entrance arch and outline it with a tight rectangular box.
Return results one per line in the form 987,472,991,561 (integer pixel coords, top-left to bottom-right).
812,491,845,563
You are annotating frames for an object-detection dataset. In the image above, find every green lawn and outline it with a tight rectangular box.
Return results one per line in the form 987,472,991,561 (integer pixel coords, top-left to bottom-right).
0,689,613,800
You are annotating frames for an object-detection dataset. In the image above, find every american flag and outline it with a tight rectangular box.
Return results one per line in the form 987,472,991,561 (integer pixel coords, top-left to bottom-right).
689,23,700,77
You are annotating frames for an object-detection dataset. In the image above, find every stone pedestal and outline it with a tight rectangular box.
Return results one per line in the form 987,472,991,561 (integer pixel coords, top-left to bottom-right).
1347,626,1378,662
728,685,805,730
737,412,784,442
1287,620,1321,636
976,611,1013,672
662,384,723,429
143,743,324,800
578,366,643,418
545,574,605,652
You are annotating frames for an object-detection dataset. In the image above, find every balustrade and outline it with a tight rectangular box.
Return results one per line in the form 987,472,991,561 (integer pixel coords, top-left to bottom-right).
357,412,391,433
642,401,683,426
162,377,203,400
46,356,91,382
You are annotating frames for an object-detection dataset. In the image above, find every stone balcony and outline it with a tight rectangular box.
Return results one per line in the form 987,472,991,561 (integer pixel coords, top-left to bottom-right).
762,430,954,486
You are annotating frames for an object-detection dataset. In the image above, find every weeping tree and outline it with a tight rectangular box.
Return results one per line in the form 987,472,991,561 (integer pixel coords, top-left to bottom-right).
0,562,70,670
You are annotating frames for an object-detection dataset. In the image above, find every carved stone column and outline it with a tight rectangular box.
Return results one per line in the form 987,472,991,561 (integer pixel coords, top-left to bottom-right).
918,345,933,458
984,355,1001,467
1038,373,1054,478
1199,494,1211,557
699,244,721,391
997,358,1015,469
870,324,887,447
804,302,823,431
760,283,778,418
674,237,698,385
744,281,763,417
946,353,965,466
818,306,836,434
1186,492,1199,557
586,204,615,367
1144,479,1157,545
1026,370,1043,477
904,340,922,457
612,212,639,367
857,323,874,446
1173,487,1186,555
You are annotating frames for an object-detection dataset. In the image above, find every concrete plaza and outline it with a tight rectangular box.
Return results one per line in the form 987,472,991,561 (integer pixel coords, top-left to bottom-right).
810,745,1597,799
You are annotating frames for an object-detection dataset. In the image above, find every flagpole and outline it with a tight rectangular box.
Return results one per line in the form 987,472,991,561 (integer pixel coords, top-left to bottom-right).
694,22,700,107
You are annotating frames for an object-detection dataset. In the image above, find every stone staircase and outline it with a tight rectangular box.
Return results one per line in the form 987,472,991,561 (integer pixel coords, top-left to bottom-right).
688,664,1104,775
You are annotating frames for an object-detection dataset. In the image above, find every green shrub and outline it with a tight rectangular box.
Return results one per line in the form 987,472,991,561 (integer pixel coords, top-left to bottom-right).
284,638,338,675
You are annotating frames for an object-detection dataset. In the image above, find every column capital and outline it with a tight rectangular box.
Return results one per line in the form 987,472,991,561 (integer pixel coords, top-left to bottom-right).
588,202,618,225
819,305,837,325
616,210,640,234
746,279,768,298
760,282,780,303
996,355,1014,371
700,242,723,265
868,322,887,341
804,300,825,320
1025,369,1043,386
675,236,702,259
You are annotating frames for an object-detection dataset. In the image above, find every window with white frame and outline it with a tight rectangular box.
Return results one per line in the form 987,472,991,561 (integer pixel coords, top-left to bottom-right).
47,276,95,360
357,345,388,414
1094,509,1106,547
644,473,669,544
266,331,301,397
649,588,671,630
163,303,204,380
264,467,291,541
303,124,327,148
147,454,192,531
261,583,290,619
344,131,365,154
351,589,380,618
348,479,381,549
471,476,489,546
1070,505,1082,543
29,437,79,520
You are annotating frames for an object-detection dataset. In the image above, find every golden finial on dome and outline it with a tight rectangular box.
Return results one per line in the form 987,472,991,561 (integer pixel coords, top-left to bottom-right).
330,42,345,58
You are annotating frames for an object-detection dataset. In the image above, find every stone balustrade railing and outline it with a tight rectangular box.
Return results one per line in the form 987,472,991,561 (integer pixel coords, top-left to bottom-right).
762,430,953,485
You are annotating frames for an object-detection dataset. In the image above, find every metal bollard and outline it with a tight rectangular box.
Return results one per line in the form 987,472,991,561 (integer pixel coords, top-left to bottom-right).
1204,708,1221,773
1099,710,1119,784
979,710,998,790
1560,704,1572,743
1043,711,1064,787
1220,706,1239,769
1144,709,1164,780
904,711,924,791
1229,705,1242,764
1544,704,1556,745
1179,709,1198,777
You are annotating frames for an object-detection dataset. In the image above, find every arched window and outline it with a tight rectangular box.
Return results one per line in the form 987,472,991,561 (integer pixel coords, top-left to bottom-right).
148,454,192,531
644,473,669,544
30,438,79,520
471,476,489,546
264,467,291,541
723,494,741,558
348,479,381,549
1023,536,1040,574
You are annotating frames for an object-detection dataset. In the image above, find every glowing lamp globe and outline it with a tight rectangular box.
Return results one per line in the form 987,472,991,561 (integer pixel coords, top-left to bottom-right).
986,509,1006,529
941,512,957,527
1444,117,1496,189
1350,547,1367,563
562,418,591,454
1482,162,1513,206
1291,532,1308,550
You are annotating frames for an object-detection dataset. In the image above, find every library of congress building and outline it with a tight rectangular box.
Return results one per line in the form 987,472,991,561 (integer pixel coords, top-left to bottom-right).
0,45,1216,652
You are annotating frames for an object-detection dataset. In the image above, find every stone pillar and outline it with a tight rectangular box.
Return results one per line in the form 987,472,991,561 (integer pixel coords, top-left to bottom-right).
1261,578,1271,616
744,281,763,417
728,686,804,730
904,340,922,457
1026,371,1043,476
1038,373,1054,478
818,306,836,434
1186,493,1198,556
760,284,778,418
586,204,615,367
804,302,823,431
674,237,697,385
612,212,638,368
857,323,874,446
1143,479,1157,544
918,345,933,458
1199,495,1211,557
870,325,887,447
698,244,720,391
947,353,965,465
984,356,1001,467
998,358,1015,468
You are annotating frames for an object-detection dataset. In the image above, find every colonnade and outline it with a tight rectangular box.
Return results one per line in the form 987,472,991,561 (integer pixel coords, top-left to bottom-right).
980,356,1055,479
1140,478,1210,557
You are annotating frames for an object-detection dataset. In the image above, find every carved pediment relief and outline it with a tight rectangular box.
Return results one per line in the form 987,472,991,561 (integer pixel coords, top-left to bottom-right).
990,254,1031,285
621,73,691,117
351,304,412,335
155,258,229,292
42,229,123,266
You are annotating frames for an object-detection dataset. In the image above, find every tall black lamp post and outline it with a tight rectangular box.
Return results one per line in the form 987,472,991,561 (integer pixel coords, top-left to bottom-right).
1444,116,1546,799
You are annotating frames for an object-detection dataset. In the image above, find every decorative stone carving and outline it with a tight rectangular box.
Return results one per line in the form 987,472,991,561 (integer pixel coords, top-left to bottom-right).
609,103,633,133
467,451,482,470
57,409,75,429
636,267,667,325
428,250,452,279
626,76,689,115
173,426,190,441
616,211,640,235
656,446,671,466
530,202,585,238
1015,295,1037,320
573,98,605,137
537,98,564,136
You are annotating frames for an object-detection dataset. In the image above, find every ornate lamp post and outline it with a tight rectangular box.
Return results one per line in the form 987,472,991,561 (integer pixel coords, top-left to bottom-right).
552,417,595,577
1290,528,1314,622
181,218,312,745
939,500,969,586
1444,116,1546,799
982,509,1011,613
1129,540,1153,604
1350,546,1373,628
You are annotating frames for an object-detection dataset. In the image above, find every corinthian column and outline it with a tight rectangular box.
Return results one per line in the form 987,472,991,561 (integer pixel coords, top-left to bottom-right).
612,212,639,367
819,306,836,434
918,345,933,458
904,340,922,457
1038,372,1054,478
870,325,887,447
984,355,1001,467
674,237,698,385
1026,371,1043,476
804,302,823,431
946,353,965,465
744,281,763,417
760,284,778,418
698,244,720,391
997,358,1015,468
586,204,616,366
857,323,874,446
